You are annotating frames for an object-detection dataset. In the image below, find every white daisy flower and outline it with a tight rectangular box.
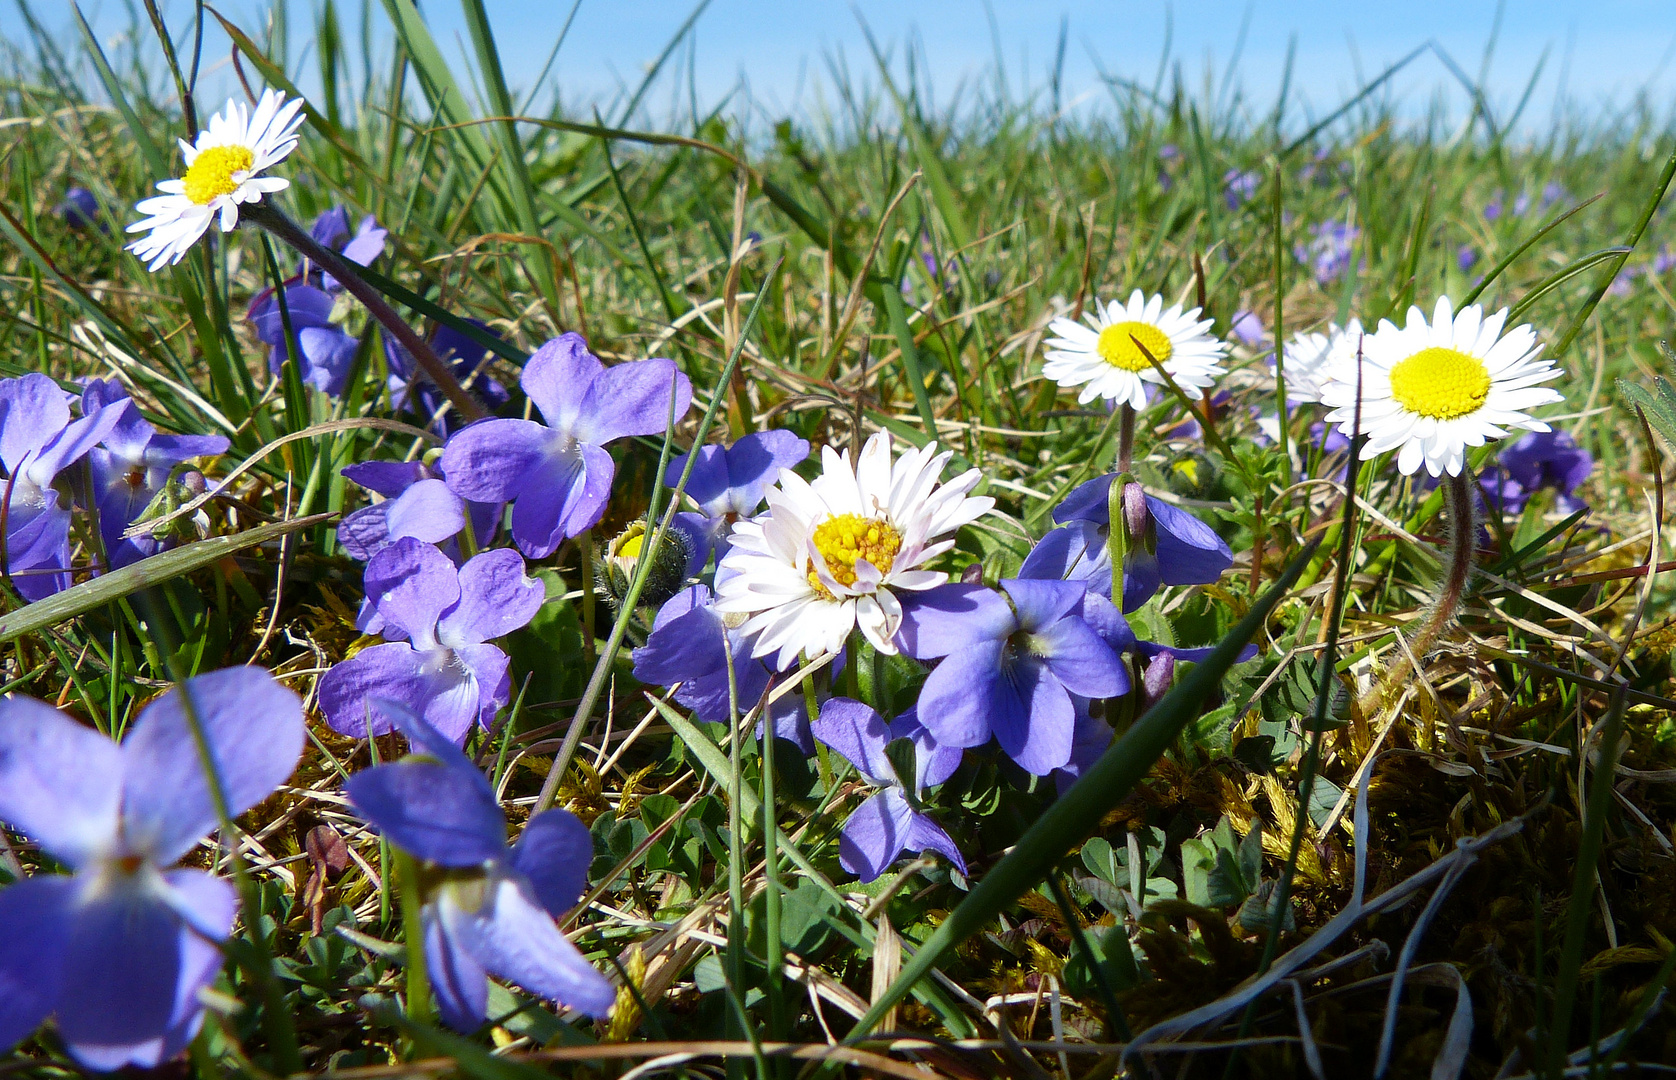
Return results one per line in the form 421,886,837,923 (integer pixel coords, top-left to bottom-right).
125,89,307,271
714,432,994,669
1042,290,1229,409
1319,297,1564,477
1278,319,1363,404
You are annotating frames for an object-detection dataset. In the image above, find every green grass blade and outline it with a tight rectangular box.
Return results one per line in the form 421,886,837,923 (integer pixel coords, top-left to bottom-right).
1507,246,1631,323
1550,141,1676,357
458,0,562,311
0,515,332,644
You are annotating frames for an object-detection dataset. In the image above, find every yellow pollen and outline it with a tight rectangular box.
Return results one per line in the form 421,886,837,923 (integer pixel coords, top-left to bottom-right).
1388,346,1492,420
616,531,645,560
1096,320,1174,372
807,513,902,599
182,145,255,205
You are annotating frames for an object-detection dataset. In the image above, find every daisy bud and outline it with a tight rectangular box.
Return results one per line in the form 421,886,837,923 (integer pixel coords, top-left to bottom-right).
598,521,694,611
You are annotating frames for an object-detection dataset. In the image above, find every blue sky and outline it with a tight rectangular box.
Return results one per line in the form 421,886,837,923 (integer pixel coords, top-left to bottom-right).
13,1,1676,130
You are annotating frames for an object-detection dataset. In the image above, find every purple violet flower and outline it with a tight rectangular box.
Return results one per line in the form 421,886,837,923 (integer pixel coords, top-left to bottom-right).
81,380,229,570
248,208,388,397
440,333,693,559
346,702,614,1031
1048,475,1234,613
384,318,511,435
1484,191,1504,221
248,284,360,396
1166,389,1233,441
632,584,811,751
1654,245,1676,277
1457,245,1478,272
318,537,544,743
1540,182,1568,212
668,430,809,561
1230,310,1265,345
0,668,303,1069
337,460,500,564
56,187,102,231
0,374,126,600
1223,168,1260,209
305,207,387,287
1293,221,1359,285
811,697,965,882
1052,705,1114,793
1498,430,1592,512
898,579,1128,775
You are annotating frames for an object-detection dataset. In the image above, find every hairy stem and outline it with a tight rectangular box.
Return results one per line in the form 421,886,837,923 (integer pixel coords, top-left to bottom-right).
1116,403,1135,472
242,203,487,423
1359,470,1475,716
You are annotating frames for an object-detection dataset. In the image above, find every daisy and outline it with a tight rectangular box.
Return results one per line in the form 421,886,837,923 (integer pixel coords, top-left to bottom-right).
1042,290,1229,409
125,89,306,270
1320,297,1564,477
1278,319,1363,404
714,432,993,669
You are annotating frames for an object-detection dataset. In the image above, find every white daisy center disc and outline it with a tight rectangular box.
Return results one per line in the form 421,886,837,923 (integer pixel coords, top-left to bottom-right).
1388,346,1492,420
1096,320,1174,372
183,145,255,205
808,513,901,597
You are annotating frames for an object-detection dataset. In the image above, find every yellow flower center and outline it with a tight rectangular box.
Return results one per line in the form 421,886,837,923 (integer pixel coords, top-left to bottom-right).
615,530,645,560
1096,320,1174,372
182,145,255,205
1388,346,1492,420
806,513,902,599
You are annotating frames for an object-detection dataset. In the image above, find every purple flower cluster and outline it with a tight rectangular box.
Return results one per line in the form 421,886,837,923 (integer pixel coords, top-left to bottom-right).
1294,221,1359,285
1485,183,1567,222
318,331,694,743
248,207,388,396
385,318,510,434
1482,430,1593,515
82,380,230,570
0,374,228,599
1223,168,1260,209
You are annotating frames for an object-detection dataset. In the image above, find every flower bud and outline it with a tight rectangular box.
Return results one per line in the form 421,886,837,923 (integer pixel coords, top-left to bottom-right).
1121,481,1151,549
597,521,693,611
1141,651,1175,711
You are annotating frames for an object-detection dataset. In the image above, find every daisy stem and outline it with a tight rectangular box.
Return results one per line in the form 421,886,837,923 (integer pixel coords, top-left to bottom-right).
240,203,487,423
1358,470,1475,716
1116,403,1135,472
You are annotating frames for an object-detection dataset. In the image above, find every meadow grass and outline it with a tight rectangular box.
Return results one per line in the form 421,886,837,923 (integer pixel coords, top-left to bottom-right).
3,3,1676,1077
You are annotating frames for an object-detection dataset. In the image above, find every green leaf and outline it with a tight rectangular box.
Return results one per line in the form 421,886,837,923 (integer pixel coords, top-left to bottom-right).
0,515,333,644
1081,837,1118,885
748,880,838,958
